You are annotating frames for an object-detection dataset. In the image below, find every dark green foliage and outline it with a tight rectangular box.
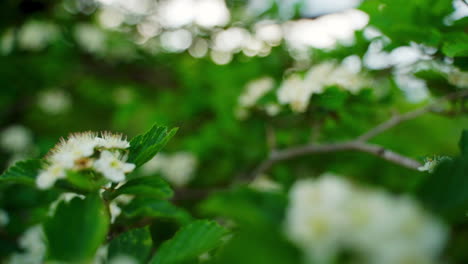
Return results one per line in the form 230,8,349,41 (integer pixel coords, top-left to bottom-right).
129,125,178,167
150,220,227,264
109,176,173,200
108,227,153,263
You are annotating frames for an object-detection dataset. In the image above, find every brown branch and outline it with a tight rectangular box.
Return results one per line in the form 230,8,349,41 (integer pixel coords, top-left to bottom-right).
251,90,468,180
252,141,421,178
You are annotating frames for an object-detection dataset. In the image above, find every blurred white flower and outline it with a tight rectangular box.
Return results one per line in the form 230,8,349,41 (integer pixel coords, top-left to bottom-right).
94,151,135,182
277,62,368,112
0,209,9,226
283,9,368,50
0,125,33,153
189,38,209,58
108,255,138,264
92,245,109,264
448,68,468,88
18,21,59,51
264,103,281,116
37,89,71,115
160,29,193,53
250,175,281,192
141,152,197,187
7,225,46,264
285,174,447,264
74,24,107,54
210,50,232,65
277,74,314,113
109,194,134,223
194,0,230,28
238,77,274,108
255,21,283,47
212,27,249,53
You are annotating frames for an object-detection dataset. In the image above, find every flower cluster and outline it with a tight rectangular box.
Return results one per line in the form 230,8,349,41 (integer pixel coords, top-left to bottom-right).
141,152,197,187
285,174,447,264
36,132,135,189
277,62,368,113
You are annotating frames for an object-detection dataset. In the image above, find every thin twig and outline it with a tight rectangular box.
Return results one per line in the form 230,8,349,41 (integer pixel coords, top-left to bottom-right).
251,141,421,178
250,90,468,180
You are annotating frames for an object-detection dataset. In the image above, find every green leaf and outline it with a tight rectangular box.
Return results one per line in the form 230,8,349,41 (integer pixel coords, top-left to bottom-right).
108,227,153,264
0,159,43,186
109,176,173,200
150,220,227,264
121,198,192,224
128,125,177,167
43,194,109,262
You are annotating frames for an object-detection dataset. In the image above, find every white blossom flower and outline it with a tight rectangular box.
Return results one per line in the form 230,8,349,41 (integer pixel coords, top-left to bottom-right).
36,131,135,189
49,132,98,168
7,225,46,264
0,209,9,226
94,151,135,182
96,132,130,149
418,156,451,173
36,164,66,190
285,174,447,264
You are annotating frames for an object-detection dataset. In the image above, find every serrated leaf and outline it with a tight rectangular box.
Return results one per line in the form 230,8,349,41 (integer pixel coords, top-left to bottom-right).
150,220,227,264
110,176,173,200
121,198,192,224
128,125,177,167
43,194,109,262
0,159,43,185
108,227,153,264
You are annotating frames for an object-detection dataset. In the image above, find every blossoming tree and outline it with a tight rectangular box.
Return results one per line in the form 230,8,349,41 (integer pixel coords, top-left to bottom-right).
1,0,468,263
